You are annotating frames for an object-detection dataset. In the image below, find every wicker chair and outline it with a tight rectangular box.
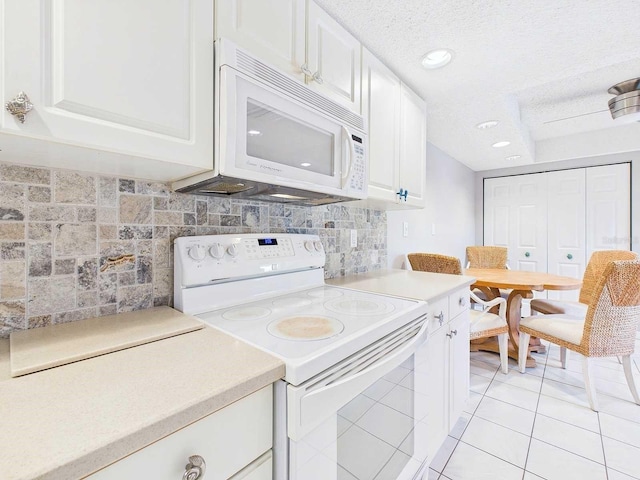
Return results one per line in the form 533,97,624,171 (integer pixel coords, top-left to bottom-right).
406,253,509,373
518,259,640,411
530,250,639,317
465,246,509,269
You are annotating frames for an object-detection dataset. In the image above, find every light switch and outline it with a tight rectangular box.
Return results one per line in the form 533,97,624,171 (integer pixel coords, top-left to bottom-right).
350,229,357,247
403,222,409,237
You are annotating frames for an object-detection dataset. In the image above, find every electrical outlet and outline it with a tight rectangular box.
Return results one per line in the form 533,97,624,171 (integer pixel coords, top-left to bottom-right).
350,229,357,247
431,223,436,235
403,222,409,237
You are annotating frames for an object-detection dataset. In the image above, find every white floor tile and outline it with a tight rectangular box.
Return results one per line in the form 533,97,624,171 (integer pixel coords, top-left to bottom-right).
425,468,440,480
523,473,546,480
356,402,414,448
463,391,483,414
469,373,492,394
337,415,353,436
491,368,543,393
473,395,536,435
384,365,412,385
442,442,523,480
484,379,540,411
540,378,590,407
525,438,607,480
373,450,412,480
380,384,414,417
599,412,640,448
338,424,395,480
429,435,457,473
602,436,640,478
536,394,600,433
339,394,376,423
597,394,640,425
460,416,530,467
449,413,471,440
363,378,396,401
532,414,605,464
470,359,498,379
606,468,638,480
338,466,358,480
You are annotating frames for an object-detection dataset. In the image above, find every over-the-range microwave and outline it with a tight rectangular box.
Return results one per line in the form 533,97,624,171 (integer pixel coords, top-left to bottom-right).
173,38,368,205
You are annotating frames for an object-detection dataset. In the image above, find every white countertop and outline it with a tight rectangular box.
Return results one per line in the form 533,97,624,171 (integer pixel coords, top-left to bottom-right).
0,309,284,480
327,268,476,301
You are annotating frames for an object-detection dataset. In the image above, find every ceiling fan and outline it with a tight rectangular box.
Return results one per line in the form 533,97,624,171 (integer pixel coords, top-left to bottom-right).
543,77,640,125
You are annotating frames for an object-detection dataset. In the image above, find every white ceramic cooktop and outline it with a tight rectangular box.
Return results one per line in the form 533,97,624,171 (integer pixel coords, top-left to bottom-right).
197,285,428,385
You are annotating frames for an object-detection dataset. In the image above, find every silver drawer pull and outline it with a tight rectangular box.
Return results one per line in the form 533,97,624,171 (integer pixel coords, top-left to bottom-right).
435,311,445,326
183,455,206,480
5,91,33,123
459,297,467,307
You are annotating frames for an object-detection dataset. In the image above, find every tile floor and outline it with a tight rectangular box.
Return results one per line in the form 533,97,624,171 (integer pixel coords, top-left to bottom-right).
428,331,640,480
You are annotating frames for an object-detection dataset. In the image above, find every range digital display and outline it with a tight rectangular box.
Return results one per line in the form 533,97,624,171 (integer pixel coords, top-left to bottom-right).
258,238,278,246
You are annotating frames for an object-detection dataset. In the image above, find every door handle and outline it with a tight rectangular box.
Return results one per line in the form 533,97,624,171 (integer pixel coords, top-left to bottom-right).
567,253,573,260
524,251,531,257
341,126,355,188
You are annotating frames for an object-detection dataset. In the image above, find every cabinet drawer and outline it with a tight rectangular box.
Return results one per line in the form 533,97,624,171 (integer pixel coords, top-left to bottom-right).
428,296,449,332
87,386,272,480
230,450,272,480
449,288,470,319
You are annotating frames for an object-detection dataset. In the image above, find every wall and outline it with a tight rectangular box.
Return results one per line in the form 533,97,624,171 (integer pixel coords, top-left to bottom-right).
473,151,640,253
387,143,476,268
0,161,387,338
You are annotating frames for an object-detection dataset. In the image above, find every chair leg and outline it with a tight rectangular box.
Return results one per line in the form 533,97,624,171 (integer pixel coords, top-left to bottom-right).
622,356,640,405
617,356,623,365
498,333,508,374
560,347,568,369
518,333,530,373
582,356,599,411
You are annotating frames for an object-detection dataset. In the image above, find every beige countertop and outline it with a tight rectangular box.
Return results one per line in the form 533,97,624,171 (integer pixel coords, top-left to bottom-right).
327,268,476,301
0,309,285,480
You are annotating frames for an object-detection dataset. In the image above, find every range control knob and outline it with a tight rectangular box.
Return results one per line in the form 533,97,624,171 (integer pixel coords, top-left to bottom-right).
208,243,225,259
188,245,206,261
304,241,315,252
227,243,239,258
314,241,323,252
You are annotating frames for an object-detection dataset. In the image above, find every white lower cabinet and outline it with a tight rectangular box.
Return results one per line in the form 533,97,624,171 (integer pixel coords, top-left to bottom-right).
86,386,273,480
425,288,470,460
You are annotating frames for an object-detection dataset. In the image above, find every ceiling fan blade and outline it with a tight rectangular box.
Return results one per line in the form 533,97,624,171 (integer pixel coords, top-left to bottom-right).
543,109,609,124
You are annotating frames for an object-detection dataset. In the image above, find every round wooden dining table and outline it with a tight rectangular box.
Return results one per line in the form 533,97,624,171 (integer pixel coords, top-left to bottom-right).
463,268,582,367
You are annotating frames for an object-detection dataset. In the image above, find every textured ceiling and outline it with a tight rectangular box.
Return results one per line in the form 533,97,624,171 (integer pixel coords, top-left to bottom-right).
313,0,640,171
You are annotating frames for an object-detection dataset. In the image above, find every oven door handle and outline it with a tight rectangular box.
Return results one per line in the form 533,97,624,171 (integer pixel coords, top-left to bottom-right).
287,318,430,441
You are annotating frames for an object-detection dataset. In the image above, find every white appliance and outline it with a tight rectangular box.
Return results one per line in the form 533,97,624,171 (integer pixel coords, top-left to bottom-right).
173,39,368,206
174,234,432,480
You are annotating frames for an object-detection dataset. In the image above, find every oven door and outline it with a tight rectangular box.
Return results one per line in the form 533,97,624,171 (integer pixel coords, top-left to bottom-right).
283,315,430,480
219,65,366,199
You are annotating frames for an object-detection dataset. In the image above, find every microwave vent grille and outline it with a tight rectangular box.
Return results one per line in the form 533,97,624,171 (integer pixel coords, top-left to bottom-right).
236,50,364,131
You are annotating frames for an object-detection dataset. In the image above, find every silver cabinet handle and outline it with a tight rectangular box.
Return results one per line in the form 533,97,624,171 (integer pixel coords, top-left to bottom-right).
300,63,313,76
451,329,458,336
5,91,33,123
459,297,467,307
312,71,323,84
182,455,206,480
435,311,445,326
446,332,453,338
447,329,458,338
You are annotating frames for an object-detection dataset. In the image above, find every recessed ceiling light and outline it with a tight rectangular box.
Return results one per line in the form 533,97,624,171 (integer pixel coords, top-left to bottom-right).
421,49,454,69
505,155,521,161
476,120,499,129
492,141,511,148
247,129,262,136
300,162,312,167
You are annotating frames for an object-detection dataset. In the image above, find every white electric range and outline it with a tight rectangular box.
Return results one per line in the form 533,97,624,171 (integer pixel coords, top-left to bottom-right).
174,234,432,480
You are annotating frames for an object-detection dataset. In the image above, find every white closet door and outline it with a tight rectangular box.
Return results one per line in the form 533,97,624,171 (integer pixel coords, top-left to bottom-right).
586,163,631,258
483,176,513,255
511,173,548,272
547,169,586,301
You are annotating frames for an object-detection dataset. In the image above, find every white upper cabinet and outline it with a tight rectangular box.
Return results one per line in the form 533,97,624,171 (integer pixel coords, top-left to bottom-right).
1,0,214,180
216,0,362,114
361,49,400,203
216,0,306,81
306,1,361,112
399,84,427,208
360,50,426,209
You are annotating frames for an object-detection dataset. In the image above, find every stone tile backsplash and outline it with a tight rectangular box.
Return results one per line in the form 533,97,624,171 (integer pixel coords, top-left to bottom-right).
0,161,387,337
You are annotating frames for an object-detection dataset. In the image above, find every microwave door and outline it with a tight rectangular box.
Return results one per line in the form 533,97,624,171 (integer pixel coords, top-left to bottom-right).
220,67,344,194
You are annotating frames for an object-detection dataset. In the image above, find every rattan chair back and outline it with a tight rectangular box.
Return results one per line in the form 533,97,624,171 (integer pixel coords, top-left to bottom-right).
579,250,638,305
466,246,508,269
407,253,462,275
581,259,640,357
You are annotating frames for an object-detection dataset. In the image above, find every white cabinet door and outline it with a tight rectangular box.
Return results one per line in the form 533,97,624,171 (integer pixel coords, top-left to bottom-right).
448,312,470,426
586,163,631,258
2,0,213,173
306,0,361,113
426,325,449,459
398,84,427,208
361,49,400,203
216,0,305,81
547,169,586,301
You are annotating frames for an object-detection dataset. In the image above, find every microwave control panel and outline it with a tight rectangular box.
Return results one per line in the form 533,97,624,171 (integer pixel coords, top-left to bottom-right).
349,134,366,193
